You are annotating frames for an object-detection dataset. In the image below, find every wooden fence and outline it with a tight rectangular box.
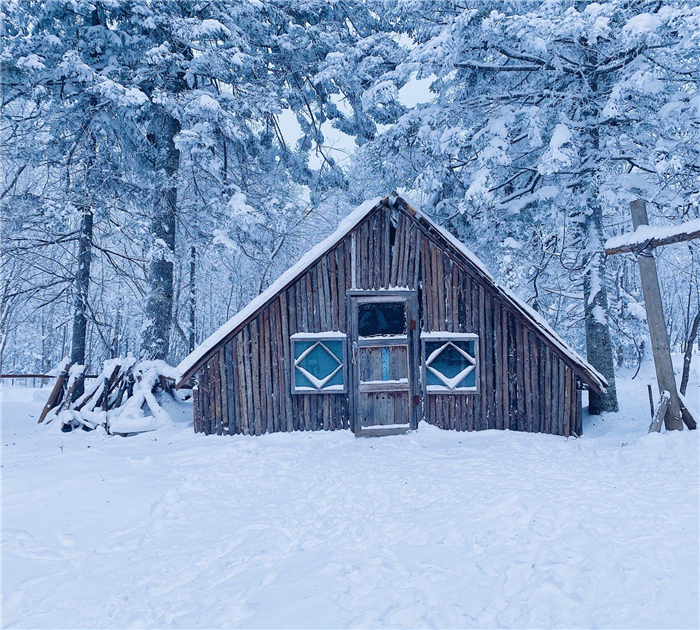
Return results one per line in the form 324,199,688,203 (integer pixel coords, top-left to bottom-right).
0,374,98,387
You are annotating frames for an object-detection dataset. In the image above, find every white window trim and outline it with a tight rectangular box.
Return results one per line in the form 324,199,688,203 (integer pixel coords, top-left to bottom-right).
421,332,479,394
291,333,347,394
420,331,478,340
291,331,347,340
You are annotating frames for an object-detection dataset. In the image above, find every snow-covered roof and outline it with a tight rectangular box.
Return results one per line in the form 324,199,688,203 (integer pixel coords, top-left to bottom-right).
176,197,383,384
177,194,607,392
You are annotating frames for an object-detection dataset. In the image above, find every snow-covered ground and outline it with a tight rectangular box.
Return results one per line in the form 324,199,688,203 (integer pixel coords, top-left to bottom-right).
2,357,698,629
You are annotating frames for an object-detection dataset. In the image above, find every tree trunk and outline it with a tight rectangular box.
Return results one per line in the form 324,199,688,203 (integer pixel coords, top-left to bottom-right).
70,206,93,398
583,215,619,413
70,207,93,366
141,109,180,361
110,301,122,359
189,245,196,353
580,32,619,414
0,274,16,375
680,311,698,397
41,303,55,373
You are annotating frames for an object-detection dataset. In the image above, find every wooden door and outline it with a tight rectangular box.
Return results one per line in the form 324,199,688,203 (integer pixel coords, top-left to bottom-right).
348,291,419,436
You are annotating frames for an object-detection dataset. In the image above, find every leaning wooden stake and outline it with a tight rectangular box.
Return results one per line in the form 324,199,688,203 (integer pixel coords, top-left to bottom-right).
38,362,71,423
629,200,683,431
649,390,670,434
52,365,89,420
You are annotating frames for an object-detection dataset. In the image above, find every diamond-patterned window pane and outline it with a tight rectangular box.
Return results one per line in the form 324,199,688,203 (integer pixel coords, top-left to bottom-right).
293,338,345,391
425,339,477,391
294,369,316,389
322,340,343,362
298,344,340,379
426,342,472,377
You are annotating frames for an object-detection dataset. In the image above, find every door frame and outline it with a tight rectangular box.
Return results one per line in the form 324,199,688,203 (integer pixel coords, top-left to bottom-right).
347,289,421,435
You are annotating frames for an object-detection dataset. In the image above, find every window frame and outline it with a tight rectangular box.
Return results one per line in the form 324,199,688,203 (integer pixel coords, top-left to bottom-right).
421,332,479,395
290,332,348,395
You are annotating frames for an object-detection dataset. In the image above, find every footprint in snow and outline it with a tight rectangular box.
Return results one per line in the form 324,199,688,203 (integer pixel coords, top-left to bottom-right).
55,531,75,548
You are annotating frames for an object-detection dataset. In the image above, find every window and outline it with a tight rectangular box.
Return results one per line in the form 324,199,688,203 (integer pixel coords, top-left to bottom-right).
291,333,346,393
422,333,478,393
358,301,406,337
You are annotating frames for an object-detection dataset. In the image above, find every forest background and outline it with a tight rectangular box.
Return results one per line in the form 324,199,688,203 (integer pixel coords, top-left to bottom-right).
2,0,698,415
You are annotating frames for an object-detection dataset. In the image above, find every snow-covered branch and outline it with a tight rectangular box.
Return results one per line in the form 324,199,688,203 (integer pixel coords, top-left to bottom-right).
605,219,700,255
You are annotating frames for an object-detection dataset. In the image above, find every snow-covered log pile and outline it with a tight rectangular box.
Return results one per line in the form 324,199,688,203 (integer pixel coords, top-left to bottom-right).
39,358,180,435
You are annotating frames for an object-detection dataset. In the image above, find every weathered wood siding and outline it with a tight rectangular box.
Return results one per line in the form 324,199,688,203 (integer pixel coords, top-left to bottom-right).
193,204,585,437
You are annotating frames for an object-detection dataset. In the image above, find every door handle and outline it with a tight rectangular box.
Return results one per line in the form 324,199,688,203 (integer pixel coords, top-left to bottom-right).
352,341,358,365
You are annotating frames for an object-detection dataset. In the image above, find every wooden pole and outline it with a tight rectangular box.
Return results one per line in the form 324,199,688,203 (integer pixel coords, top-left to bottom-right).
629,200,683,431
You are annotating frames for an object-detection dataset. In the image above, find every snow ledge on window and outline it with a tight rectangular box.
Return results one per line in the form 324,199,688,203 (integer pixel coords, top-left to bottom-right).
290,331,347,339
426,385,478,393
293,384,345,392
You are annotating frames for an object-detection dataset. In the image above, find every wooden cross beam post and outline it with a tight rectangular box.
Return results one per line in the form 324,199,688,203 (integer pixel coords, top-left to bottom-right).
605,200,698,431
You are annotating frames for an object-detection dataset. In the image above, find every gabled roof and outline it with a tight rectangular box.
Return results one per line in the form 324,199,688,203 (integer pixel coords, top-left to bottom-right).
176,194,607,393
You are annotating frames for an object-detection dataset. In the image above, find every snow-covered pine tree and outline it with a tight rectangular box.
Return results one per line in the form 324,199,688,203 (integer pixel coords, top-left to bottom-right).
3,1,695,387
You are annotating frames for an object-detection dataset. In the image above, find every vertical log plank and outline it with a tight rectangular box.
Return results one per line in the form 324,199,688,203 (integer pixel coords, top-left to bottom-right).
485,293,495,429
421,236,432,329
493,300,503,430
382,212,391,288
219,349,228,434
243,326,256,435
329,250,338,330
544,347,552,434
523,329,533,433
500,303,509,429
478,285,487,430
337,244,347,329
558,360,566,436
508,313,518,431
531,333,540,433
192,385,200,433
564,366,572,437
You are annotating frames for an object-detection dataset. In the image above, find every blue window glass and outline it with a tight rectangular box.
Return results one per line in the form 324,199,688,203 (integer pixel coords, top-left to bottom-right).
293,337,344,391
424,338,477,391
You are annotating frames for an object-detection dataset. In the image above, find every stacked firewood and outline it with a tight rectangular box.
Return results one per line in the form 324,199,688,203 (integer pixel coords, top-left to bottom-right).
39,358,178,435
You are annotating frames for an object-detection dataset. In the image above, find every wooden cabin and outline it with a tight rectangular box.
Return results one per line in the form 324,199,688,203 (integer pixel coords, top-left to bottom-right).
176,195,606,437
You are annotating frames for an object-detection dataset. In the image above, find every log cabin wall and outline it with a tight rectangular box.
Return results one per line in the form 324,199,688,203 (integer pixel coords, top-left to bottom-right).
193,203,585,437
